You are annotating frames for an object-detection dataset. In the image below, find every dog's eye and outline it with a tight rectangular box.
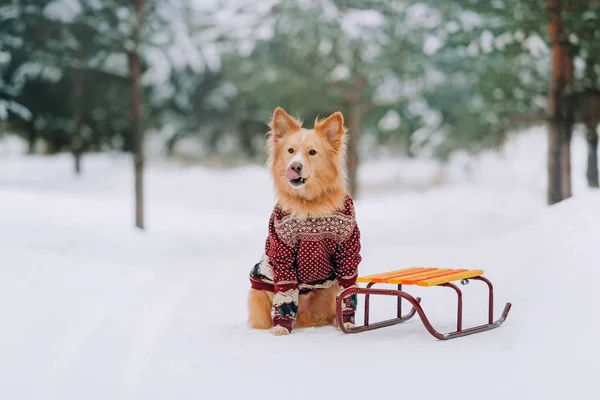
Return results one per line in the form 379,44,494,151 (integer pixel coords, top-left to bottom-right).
288,148,294,154
309,149,317,156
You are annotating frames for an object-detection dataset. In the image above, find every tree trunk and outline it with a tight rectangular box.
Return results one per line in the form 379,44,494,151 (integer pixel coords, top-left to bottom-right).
585,92,599,188
347,102,363,198
26,118,37,154
345,74,367,198
71,67,84,175
546,0,575,205
584,58,599,188
72,130,83,175
587,124,599,188
129,0,145,230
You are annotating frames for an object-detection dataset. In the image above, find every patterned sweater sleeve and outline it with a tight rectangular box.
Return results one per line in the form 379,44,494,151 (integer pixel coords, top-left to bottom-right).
265,208,298,333
333,197,362,324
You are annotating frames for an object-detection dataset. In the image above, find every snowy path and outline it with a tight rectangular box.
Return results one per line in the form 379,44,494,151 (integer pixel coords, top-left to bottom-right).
1,128,598,399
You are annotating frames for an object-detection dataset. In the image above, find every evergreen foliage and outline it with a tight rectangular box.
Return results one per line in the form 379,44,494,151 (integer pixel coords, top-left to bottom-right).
1,0,599,175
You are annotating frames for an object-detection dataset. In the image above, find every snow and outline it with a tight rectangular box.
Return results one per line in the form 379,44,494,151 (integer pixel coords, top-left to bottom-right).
525,34,549,58
43,0,82,23
458,10,483,30
13,62,63,85
405,3,442,29
0,99,33,121
330,64,351,81
97,53,129,78
341,9,385,38
480,30,495,53
0,125,599,400
377,110,401,131
0,51,10,64
423,35,443,55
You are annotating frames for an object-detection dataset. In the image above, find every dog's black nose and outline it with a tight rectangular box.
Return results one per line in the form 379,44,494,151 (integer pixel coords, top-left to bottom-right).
290,162,303,173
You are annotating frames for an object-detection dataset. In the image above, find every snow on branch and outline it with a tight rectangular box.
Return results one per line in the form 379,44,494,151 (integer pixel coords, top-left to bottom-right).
43,0,82,23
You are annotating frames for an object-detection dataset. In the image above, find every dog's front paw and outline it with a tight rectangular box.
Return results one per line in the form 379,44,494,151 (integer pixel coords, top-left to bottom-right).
270,325,290,336
337,322,355,331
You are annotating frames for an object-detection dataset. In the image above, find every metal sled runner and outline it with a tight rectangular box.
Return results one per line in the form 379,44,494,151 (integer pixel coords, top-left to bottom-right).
336,267,512,340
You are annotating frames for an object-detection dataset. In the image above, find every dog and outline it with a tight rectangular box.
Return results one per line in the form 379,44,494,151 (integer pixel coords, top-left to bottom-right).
247,107,362,336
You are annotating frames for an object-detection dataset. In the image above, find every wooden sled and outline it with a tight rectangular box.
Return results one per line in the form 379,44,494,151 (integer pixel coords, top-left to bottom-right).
336,267,512,340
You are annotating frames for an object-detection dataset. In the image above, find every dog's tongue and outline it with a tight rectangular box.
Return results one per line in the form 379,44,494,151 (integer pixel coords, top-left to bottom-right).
286,168,300,180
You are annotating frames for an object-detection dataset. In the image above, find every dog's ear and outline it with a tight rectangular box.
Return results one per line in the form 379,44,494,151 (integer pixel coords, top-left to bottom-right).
315,111,346,150
270,107,301,140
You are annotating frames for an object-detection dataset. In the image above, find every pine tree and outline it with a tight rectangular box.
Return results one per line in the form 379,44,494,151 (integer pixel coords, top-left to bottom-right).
570,1,600,188
546,0,575,204
222,0,429,196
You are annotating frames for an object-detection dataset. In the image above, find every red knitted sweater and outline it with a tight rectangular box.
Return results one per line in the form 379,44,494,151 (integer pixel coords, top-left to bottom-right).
249,194,362,332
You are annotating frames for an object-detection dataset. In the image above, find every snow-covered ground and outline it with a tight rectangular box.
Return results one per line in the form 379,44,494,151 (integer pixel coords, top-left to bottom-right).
1,125,598,400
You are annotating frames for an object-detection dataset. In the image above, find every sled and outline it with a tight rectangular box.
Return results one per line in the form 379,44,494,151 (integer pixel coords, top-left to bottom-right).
336,267,512,340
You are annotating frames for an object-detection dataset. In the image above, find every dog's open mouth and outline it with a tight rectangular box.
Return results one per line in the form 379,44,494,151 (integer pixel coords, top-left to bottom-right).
288,176,307,188
286,169,307,188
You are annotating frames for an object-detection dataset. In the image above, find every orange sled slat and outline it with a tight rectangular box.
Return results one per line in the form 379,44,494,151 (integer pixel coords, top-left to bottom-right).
417,270,484,286
369,268,438,283
388,269,462,284
357,267,423,283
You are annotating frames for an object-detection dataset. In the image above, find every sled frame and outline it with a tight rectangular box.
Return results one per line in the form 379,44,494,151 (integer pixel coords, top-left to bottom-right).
336,276,512,340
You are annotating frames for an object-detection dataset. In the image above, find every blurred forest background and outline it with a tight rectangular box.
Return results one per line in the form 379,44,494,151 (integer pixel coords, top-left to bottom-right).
1,0,599,229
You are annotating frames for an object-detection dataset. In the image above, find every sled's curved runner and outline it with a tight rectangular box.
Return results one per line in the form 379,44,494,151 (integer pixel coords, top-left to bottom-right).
336,267,512,340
